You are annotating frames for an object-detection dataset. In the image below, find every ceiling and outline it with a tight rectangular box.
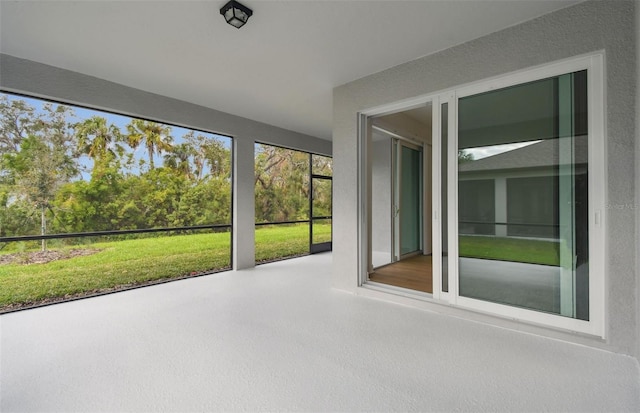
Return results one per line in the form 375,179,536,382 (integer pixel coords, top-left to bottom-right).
0,0,580,141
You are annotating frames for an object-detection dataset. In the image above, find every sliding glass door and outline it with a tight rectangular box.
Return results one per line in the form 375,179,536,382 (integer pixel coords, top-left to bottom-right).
361,54,603,335
456,70,589,320
431,55,603,334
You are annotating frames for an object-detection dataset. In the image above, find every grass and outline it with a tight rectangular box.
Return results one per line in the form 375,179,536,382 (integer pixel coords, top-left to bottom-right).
0,224,332,311
2,226,555,311
0,232,231,310
255,223,331,262
459,235,560,266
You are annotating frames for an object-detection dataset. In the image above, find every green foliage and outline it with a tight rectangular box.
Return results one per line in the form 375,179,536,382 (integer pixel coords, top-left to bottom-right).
312,153,332,177
10,135,76,208
52,166,125,232
255,144,310,222
169,177,231,226
311,179,331,217
74,115,124,175
1,95,330,260
0,97,78,246
1,94,235,237
126,119,173,170
0,95,38,154
254,144,331,223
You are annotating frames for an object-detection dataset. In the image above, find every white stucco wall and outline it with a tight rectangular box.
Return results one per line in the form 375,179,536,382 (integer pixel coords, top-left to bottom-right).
333,1,638,356
0,54,332,270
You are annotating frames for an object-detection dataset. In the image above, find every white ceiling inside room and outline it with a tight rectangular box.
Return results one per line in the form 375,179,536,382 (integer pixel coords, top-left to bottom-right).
0,0,581,140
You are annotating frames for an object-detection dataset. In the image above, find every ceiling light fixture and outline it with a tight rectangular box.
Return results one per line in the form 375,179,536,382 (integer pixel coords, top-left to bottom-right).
220,0,253,29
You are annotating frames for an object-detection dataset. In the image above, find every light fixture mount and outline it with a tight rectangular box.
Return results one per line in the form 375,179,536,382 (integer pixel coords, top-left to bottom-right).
220,0,253,29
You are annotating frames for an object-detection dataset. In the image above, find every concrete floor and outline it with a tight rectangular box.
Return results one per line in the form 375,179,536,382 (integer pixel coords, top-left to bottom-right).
1,253,639,412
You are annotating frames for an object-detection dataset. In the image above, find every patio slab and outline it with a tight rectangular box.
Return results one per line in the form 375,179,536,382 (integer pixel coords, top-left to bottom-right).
1,253,639,412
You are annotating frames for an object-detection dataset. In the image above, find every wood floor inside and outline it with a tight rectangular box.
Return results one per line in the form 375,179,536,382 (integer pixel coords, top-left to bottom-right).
369,255,432,293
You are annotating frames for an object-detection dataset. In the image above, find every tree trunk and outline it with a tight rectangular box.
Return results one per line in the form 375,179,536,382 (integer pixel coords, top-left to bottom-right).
41,205,46,252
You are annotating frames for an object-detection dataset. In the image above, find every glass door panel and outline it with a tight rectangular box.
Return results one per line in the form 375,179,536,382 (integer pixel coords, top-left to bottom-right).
456,71,589,320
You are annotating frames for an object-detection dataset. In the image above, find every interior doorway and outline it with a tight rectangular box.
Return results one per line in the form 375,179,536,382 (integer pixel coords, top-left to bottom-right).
367,104,433,293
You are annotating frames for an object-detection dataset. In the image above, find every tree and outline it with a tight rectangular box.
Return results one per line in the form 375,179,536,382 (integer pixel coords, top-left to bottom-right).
0,95,41,155
179,132,231,181
1,93,238,241
458,150,474,163
164,142,196,180
126,119,173,170
170,177,231,227
52,161,125,233
201,138,231,179
254,144,309,223
74,116,123,174
4,123,77,249
118,167,187,229
311,154,332,177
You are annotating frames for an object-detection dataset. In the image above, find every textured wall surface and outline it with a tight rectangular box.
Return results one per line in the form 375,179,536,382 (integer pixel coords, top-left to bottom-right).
0,54,331,270
333,1,638,356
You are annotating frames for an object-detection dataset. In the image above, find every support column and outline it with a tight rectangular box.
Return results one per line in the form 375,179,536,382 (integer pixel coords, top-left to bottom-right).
233,138,255,270
495,177,507,237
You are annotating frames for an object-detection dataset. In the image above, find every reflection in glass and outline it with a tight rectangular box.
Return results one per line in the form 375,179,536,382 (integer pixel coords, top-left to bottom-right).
457,71,588,320
458,179,495,236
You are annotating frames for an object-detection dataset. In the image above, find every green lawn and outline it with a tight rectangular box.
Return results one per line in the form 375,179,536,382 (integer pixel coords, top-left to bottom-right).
459,235,559,266
255,223,331,262
2,226,552,312
0,223,332,311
